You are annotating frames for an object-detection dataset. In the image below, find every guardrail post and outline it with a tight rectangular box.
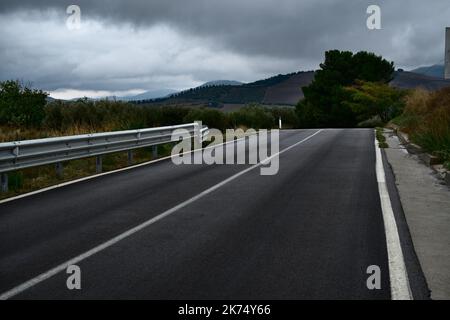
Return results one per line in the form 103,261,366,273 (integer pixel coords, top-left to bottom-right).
55,162,63,179
127,150,134,165
152,145,158,159
1,173,8,193
96,156,102,174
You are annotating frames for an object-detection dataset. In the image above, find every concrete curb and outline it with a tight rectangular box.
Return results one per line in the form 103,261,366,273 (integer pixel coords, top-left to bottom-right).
445,172,450,185
385,126,450,186
419,153,441,166
395,130,424,155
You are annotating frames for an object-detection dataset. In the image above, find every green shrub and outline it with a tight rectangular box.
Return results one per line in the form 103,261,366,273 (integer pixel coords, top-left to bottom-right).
270,107,299,128
343,81,405,123
229,104,275,129
357,116,385,128
7,171,24,191
183,108,229,131
376,127,388,148
0,80,47,127
398,88,450,163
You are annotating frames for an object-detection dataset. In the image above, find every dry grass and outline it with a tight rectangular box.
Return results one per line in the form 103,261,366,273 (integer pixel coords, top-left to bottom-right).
0,124,122,143
393,87,450,168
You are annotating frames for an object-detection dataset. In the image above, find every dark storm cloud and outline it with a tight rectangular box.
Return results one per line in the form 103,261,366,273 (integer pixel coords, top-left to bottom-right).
0,1,381,59
1,0,449,97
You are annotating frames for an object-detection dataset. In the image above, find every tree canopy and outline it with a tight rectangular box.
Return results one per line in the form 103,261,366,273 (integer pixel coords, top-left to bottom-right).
297,50,395,127
0,80,48,127
343,81,405,123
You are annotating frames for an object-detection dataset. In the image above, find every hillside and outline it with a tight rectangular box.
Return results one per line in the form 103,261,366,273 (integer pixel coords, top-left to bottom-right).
122,89,177,101
262,72,315,105
132,69,450,108
199,80,243,87
411,64,444,78
390,70,450,91
138,71,315,106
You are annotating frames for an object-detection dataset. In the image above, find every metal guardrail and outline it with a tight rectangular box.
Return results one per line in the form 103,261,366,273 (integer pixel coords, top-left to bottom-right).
0,122,209,192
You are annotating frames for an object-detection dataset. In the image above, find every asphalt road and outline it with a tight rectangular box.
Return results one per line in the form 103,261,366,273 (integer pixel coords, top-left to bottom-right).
0,129,421,299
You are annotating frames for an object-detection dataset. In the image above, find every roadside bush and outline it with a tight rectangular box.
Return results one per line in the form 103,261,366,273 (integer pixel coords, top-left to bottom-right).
395,87,450,166
393,89,430,133
183,108,229,131
4,97,299,143
375,127,388,148
357,116,385,128
343,81,405,124
229,105,275,129
153,106,191,126
0,80,47,127
43,98,146,132
270,107,299,128
182,105,300,130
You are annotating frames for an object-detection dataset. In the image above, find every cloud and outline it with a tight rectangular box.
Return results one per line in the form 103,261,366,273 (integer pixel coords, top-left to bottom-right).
0,9,304,98
1,1,449,98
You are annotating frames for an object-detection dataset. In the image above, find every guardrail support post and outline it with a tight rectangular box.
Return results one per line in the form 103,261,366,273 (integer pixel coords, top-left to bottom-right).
152,145,158,159
127,150,134,165
96,156,102,174
55,162,63,179
1,173,8,193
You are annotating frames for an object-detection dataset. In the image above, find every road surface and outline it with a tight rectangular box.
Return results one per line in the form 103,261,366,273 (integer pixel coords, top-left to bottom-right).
0,129,424,299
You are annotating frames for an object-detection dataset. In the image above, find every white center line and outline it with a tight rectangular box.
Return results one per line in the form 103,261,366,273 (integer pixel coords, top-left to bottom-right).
0,129,322,300
374,133,412,300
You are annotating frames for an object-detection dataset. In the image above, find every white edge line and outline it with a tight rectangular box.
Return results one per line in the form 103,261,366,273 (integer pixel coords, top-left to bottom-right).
374,131,412,300
0,129,322,299
0,133,255,205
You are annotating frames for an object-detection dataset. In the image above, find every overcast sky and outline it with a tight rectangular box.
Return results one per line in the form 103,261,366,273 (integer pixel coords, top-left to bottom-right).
1,0,449,99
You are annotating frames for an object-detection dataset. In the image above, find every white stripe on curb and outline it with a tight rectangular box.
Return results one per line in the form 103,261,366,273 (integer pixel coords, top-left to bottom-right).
374,133,412,300
0,129,322,300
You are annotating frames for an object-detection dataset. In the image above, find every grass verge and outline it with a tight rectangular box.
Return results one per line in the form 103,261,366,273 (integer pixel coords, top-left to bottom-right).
391,88,450,170
376,127,388,148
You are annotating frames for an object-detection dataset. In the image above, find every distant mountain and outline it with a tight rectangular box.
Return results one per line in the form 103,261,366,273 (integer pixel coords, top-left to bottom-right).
138,71,315,106
198,80,243,87
60,89,178,102
262,72,315,105
120,89,178,101
410,64,444,78
54,68,450,108
390,70,450,91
